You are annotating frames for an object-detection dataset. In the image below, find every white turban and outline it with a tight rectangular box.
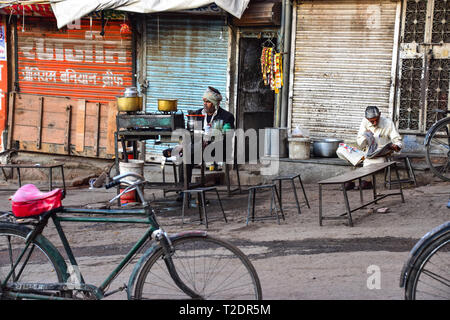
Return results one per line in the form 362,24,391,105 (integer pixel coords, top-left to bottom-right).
203,86,222,107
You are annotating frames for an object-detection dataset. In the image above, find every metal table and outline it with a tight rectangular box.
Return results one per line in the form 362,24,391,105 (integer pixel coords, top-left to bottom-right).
318,161,405,227
0,163,66,194
114,129,205,192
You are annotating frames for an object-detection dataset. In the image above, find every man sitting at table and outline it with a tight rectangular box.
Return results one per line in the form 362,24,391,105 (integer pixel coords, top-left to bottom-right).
163,86,235,200
191,86,235,131
345,106,403,190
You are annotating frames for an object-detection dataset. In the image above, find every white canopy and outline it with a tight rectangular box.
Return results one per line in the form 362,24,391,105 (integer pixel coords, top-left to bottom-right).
49,0,250,29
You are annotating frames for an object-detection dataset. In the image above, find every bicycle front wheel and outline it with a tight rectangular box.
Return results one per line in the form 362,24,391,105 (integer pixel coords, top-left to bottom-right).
405,230,450,300
134,234,262,300
426,118,450,181
0,223,65,299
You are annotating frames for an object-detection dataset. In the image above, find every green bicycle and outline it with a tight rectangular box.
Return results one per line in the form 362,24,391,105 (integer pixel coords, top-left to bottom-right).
0,172,262,300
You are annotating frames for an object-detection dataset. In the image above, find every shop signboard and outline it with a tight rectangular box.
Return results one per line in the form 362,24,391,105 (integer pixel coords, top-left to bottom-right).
0,18,7,152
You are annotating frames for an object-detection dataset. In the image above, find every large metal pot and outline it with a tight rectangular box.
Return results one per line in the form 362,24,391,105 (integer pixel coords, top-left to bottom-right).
117,96,143,112
313,138,344,158
158,99,178,112
123,86,138,97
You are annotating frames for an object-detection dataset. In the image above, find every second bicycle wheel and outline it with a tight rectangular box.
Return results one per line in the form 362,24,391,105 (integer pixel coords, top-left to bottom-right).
134,234,262,300
405,230,450,300
426,118,450,181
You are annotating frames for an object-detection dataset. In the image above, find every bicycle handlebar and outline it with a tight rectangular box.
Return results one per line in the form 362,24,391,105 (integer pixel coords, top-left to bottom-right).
105,172,145,189
105,180,120,189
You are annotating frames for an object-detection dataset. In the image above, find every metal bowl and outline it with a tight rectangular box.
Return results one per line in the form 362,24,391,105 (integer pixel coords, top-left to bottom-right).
158,99,178,112
313,138,344,158
117,96,143,112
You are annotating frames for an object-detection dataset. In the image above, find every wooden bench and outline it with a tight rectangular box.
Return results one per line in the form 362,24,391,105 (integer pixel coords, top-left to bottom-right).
0,164,66,195
318,161,404,227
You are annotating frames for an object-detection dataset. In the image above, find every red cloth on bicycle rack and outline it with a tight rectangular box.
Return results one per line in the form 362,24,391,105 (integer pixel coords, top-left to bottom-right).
11,184,63,217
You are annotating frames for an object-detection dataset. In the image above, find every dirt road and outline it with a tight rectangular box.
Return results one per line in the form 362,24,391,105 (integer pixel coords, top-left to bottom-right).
0,174,448,300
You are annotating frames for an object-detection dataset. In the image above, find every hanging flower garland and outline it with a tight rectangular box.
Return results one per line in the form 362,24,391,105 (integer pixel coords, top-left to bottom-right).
120,22,131,34
261,47,283,93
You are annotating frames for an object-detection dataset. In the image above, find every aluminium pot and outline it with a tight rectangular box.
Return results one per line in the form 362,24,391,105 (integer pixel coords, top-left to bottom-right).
158,99,178,112
123,86,138,97
312,138,344,158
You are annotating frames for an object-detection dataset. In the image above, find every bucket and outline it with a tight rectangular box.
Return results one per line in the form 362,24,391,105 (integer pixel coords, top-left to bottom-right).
119,159,144,184
120,188,136,204
288,137,311,159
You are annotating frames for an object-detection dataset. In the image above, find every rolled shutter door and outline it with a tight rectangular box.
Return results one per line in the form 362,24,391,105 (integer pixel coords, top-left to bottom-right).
292,0,397,141
17,17,133,102
145,15,229,157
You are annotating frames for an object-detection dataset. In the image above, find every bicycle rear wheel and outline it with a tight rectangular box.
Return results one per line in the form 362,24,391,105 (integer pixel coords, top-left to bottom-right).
0,223,65,299
425,118,450,181
134,234,262,300
405,230,450,300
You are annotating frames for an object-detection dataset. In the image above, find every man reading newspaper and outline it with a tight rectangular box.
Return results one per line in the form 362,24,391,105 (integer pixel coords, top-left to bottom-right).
344,106,402,190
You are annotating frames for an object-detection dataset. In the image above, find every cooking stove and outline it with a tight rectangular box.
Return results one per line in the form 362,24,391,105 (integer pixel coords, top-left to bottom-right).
116,111,185,131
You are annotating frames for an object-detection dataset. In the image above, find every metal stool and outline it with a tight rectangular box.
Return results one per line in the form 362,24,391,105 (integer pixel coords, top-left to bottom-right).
181,187,227,228
246,184,285,225
384,155,417,189
162,158,179,198
272,174,310,215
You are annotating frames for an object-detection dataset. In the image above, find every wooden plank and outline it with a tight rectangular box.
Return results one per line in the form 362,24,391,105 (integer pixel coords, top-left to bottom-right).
75,99,86,152
14,93,71,113
14,125,63,143
318,162,396,184
13,93,39,111
94,103,101,156
36,96,44,149
64,105,72,154
9,93,115,159
13,108,67,128
106,101,117,155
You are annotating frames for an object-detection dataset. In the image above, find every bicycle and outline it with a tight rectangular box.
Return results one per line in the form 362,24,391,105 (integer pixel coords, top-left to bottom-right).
0,172,262,300
424,109,450,181
399,200,450,299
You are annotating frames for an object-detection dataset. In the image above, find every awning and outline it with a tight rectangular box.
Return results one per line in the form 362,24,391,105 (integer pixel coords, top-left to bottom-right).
0,1,250,28
0,3,55,17
48,0,250,29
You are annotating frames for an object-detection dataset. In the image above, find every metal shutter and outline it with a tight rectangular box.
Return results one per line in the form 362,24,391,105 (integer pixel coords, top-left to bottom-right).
17,17,133,102
291,0,398,142
145,15,229,156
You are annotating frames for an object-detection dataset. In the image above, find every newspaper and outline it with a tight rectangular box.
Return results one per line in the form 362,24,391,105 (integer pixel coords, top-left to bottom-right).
363,131,393,159
366,142,393,159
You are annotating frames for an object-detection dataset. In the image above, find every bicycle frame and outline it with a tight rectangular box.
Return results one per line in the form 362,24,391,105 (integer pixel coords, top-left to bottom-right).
1,172,208,300
2,204,161,300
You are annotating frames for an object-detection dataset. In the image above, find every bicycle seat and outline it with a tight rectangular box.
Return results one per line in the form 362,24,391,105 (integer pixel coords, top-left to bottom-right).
11,184,63,218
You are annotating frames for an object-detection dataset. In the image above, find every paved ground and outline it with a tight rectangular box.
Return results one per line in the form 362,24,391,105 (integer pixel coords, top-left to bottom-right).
0,169,448,301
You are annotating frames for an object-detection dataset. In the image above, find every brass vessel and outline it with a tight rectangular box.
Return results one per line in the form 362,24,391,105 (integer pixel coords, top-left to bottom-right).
117,96,143,112
157,99,178,112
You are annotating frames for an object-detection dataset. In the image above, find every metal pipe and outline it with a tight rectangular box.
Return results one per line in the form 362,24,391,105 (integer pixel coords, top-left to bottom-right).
275,0,287,127
280,0,293,128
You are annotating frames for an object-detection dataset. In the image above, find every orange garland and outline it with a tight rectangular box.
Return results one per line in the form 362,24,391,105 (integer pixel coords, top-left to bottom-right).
261,47,283,92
